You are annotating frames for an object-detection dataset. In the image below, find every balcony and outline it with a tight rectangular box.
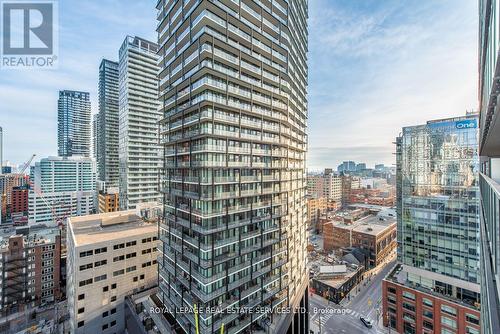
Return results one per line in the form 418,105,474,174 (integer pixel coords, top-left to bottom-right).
479,172,500,331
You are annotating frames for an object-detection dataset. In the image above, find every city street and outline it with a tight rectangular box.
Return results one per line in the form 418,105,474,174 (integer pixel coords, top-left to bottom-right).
309,259,397,334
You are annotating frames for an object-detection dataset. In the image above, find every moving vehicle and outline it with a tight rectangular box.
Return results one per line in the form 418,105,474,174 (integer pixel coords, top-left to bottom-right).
360,316,373,328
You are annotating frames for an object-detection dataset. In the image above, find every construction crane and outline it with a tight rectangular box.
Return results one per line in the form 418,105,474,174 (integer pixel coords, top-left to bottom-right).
17,154,36,175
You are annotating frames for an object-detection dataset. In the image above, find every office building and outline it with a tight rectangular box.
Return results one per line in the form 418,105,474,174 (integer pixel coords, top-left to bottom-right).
97,59,120,190
118,36,161,210
67,210,158,334
307,197,327,227
0,226,61,314
156,0,309,333
382,115,481,334
28,156,96,225
478,1,500,332
57,90,91,158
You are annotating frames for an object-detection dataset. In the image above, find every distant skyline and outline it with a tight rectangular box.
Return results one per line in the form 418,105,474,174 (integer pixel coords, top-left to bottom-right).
0,0,478,170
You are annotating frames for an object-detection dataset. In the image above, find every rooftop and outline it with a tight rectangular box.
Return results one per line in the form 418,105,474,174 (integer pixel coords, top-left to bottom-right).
0,226,60,251
316,264,363,289
68,210,157,247
326,211,396,236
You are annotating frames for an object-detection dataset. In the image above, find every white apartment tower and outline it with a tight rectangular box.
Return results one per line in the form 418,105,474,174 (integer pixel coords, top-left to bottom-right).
118,36,161,210
28,156,96,225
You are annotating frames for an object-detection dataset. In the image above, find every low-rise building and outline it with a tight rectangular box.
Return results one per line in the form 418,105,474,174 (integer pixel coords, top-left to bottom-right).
383,264,481,334
67,209,159,334
310,264,363,304
11,185,29,215
0,226,61,315
98,188,120,213
323,211,396,268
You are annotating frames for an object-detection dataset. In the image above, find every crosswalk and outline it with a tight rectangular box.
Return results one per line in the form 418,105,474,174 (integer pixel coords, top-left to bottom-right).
312,309,368,327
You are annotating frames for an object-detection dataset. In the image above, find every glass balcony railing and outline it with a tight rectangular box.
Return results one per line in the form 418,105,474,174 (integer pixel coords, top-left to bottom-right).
479,172,500,331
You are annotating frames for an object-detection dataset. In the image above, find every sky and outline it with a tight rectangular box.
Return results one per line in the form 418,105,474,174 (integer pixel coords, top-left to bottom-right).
0,0,478,172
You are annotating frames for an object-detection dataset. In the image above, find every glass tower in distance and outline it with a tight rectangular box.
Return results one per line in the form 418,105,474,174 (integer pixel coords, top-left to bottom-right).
156,0,309,333
97,59,120,189
57,90,91,157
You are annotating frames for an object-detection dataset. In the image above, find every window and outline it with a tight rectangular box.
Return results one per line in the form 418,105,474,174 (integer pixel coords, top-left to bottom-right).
78,307,85,314
388,287,396,294
110,320,116,327
113,269,124,277
113,243,125,250
441,305,457,317
102,324,108,330
113,255,124,262
95,274,107,282
403,302,415,312
110,296,117,302
126,241,136,247
95,247,107,254
126,252,136,259
103,286,109,292
102,311,109,317
78,294,85,300
126,266,136,273
78,321,84,328
111,283,117,289
133,276,138,282
140,274,145,280
423,321,433,330
79,250,93,257
466,314,479,325
95,260,107,267
110,308,116,314
422,298,433,308
79,278,93,287
466,326,480,334
441,316,457,329
402,291,415,300
79,263,93,271
142,237,152,243
423,309,433,319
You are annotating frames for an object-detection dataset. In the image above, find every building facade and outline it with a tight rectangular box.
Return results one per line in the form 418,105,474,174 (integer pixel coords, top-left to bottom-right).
67,210,158,334
0,227,61,315
11,185,29,215
307,197,327,227
97,59,120,190
478,0,500,332
118,36,161,210
57,90,91,158
0,174,27,222
383,115,481,334
156,0,309,333
307,171,342,201
98,189,120,213
28,156,96,225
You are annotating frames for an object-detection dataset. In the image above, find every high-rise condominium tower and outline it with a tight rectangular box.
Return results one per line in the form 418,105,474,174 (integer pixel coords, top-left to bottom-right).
57,90,91,157
383,115,481,334
478,0,500,332
97,59,120,189
118,36,161,210
156,0,309,333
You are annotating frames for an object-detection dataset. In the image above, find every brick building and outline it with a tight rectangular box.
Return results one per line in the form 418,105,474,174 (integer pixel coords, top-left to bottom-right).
0,227,62,315
383,264,481,334
323,211,396,268
11,185,29,215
